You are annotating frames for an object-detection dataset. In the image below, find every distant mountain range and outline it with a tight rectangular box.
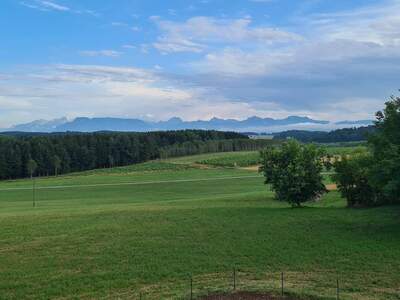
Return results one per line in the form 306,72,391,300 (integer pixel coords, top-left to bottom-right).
1,116,374,133
334,120,374,125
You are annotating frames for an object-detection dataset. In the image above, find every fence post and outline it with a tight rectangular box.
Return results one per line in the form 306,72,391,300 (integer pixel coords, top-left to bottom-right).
336,277,339,300
190,276,193,300
32,178,36,208
281,272,284,296
233,268,236,290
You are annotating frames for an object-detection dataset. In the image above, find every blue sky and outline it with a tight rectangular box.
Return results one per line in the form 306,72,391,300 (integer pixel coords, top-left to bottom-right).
0,0,399,127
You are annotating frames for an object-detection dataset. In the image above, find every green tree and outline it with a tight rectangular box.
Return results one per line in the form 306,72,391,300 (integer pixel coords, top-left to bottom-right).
260,140,328,207
368,94,400,203
52,155,61,176
26,159,38,179
332,154,380,207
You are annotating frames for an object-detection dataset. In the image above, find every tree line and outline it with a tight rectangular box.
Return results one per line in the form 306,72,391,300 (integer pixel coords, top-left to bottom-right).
0,130,273,180
159,138,279,159
273,126,375,143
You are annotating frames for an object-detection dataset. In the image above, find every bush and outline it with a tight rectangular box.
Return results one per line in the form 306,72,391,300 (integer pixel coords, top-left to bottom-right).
331,94,400,207
260,140,328,207
332,155,380,207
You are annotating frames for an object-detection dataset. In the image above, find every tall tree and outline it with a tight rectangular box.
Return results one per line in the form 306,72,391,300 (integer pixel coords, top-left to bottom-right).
52,155,62,176
27,159,38,179
368,94,400,203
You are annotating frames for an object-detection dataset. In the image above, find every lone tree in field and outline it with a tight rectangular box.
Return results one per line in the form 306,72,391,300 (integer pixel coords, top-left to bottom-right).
260,140,328,207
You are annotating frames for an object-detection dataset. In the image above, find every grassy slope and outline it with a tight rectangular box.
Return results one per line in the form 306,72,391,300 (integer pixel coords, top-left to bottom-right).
0,151,399,299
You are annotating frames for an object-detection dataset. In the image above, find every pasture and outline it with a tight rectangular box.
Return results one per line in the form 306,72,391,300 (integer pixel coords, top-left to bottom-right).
0,151,399,299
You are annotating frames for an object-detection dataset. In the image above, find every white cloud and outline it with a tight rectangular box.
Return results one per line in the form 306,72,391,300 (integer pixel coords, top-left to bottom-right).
35,0,69,11
20,0,99,15
122,45,136,49
193,48,292,75
20,0,70,12
110,22,141,32
111,22,128,27
151,16,302,53
190,1,400,77
0,64,312,127
79,50,122,57
154,37,204,54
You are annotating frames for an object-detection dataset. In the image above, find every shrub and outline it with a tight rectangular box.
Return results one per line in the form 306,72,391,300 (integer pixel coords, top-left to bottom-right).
332,154,380,207
260,140,328,207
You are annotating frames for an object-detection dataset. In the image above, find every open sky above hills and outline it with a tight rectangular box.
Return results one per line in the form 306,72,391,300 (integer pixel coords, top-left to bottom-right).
1,0,399,128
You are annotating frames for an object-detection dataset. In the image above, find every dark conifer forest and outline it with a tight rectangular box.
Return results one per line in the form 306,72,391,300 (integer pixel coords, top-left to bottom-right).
0,130,274,180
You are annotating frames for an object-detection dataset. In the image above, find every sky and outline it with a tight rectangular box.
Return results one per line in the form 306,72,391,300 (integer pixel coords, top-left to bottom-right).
0,0,399,127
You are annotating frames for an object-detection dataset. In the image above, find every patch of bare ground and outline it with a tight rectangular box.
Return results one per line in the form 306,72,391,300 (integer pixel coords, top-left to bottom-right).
199,291,301,300
191,163,214,169
325,184,337,191
240,165,261,171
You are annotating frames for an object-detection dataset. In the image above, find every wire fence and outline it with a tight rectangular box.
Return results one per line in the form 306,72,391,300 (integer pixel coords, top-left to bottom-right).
129,269,399,300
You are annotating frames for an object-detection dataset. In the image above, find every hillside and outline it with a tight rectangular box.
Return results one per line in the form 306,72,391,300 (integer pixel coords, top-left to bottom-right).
0,152,398,299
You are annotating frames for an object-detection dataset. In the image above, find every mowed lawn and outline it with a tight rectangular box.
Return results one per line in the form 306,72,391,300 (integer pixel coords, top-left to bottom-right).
0,154,399,299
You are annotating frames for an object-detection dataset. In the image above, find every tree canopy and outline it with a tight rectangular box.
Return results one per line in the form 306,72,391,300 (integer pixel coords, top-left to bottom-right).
333,94,400,206
368,95,400,203
260,140,328,206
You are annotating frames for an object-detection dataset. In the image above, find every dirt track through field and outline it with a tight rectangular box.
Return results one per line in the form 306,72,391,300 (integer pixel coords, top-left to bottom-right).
0,175,263,192
0,176,338,192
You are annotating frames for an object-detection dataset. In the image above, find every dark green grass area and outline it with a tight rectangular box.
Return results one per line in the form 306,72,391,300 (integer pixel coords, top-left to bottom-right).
0,155,399,299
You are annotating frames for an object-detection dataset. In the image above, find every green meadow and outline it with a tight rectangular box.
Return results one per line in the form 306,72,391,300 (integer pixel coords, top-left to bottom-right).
0,151,399,299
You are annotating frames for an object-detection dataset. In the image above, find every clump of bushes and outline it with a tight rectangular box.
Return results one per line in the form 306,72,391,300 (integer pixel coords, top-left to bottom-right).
333,95,400,207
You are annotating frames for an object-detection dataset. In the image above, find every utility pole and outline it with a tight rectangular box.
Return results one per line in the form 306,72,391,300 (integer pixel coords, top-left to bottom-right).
32,177,36,208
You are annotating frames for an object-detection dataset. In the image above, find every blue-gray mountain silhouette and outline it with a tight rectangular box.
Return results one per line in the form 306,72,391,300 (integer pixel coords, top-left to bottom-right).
3,115,366,133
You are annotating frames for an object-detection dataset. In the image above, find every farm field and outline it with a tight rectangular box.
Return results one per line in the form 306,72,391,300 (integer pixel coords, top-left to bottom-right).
0,151,399,299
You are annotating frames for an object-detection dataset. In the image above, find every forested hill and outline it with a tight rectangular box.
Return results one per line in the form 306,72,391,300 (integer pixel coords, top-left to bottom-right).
0,130,275,180
272,126,376,143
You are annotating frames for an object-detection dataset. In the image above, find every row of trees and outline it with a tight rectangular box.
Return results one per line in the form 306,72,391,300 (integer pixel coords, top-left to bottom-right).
273,126,375,143
261,95,400,207
0,130,273,180
160,139,279,159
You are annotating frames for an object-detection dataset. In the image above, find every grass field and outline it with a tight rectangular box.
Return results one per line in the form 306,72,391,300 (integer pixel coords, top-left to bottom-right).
0,151,399,299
